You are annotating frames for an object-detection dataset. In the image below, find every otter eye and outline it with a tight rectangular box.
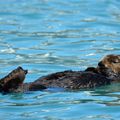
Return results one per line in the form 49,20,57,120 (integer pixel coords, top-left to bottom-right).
112,60,119,63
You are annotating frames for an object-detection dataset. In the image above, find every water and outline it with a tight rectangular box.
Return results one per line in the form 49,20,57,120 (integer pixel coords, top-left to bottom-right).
0,0,120,119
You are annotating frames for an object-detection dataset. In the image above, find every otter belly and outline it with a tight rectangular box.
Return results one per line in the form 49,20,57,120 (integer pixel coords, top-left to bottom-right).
33,70,111,90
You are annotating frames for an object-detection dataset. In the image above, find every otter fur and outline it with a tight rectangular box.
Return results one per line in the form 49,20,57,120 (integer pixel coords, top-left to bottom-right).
0,54,120,93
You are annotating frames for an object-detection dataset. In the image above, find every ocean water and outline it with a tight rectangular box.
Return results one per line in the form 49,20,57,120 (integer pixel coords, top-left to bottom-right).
0,0,120,120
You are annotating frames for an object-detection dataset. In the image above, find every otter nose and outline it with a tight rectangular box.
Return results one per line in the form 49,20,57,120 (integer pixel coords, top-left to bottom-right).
98,61,105,67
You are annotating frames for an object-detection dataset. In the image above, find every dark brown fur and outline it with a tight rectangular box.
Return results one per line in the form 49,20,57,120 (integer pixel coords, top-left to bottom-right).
0,67,110,93
0,54,120,93
0,67,27,93
34,70,110,89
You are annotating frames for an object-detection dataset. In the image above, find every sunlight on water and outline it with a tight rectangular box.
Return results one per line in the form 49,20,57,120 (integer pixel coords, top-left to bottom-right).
0,0,120,120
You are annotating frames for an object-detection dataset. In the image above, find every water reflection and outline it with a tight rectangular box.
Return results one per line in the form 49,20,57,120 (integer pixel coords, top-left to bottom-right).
0,0,120,120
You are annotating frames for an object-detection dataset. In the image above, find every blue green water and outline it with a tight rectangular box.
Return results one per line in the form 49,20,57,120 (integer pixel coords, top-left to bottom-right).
0,0,120,120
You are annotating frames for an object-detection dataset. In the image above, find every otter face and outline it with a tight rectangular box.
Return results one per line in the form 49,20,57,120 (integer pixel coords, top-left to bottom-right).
98,54,120,73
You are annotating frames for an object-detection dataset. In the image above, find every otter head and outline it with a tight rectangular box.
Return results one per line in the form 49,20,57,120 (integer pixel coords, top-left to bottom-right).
98,54,120,74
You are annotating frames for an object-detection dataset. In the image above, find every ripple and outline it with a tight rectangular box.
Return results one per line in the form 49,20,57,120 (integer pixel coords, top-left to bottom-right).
0,48,16,53
0,0,120,120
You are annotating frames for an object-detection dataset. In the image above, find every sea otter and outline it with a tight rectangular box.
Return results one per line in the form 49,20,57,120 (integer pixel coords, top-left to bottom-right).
0,67,110,93
0,54,120,93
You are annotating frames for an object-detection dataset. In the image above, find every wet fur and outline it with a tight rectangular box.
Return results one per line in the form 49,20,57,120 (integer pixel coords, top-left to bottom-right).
0,54,120,93
0,67,27,93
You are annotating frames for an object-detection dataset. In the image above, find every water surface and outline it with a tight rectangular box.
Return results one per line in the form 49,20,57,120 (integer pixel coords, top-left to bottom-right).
0,0,120,120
